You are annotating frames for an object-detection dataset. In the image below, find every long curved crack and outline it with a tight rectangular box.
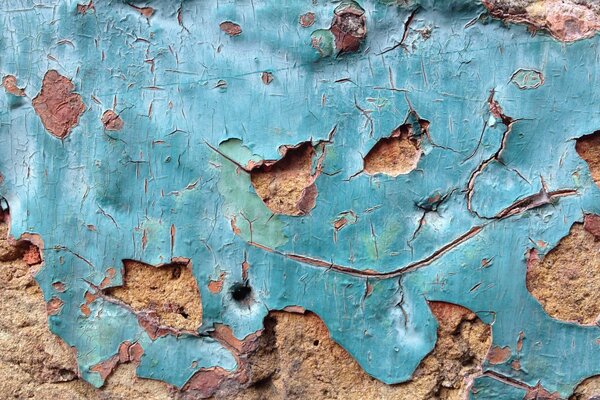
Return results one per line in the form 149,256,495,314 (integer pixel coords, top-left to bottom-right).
238,182,577,279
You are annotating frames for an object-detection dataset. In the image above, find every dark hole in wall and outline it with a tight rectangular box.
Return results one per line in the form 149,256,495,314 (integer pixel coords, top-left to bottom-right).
231,282,253,304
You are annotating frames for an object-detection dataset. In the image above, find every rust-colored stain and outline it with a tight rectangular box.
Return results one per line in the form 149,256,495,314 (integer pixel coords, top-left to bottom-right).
330,1,367,53
299,12,316,28
261,71,274,85
220,21,242,36
32,70,85,139
487,346,512,364
101,110,124,131
208,272,226,294
2,75,25,96
46,297,64,316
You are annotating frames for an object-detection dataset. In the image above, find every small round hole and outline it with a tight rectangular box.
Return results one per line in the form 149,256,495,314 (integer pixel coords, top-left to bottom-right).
231,282,252,303
313,340,319,346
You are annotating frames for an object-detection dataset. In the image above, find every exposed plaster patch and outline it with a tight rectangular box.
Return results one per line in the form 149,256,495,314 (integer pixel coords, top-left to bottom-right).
576,131,600,187
220,21,242,36
101,110,124,131
299,12,316,28
32,70,85,139
104,260,202,332
330,1,367,53
311,0,366,56
46,297,64,316
0,224,24,262
2,75,25,96
363,124,421,177
0,221,42,266
2,1,600,396
208,272,226,294
1,217,177,397
90,341,144,382
260,71,274,85
570,375,600,400
526,222,600,325
483,0,600,42
250,142,325,216
486,345,512,364
201,302,490,399
181,324,267,399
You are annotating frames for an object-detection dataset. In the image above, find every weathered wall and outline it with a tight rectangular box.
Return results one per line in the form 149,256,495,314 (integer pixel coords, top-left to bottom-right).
1,0,600,399
1,218,599,400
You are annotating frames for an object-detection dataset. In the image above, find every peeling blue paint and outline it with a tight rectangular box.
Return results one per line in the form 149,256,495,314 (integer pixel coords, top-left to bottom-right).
0,0,599,397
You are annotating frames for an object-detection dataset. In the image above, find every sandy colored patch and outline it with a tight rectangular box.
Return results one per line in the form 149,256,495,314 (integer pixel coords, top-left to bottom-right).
527,222,600,325
105,260,202,332
364,125,421,177
250,142,322,216
577,131,600,188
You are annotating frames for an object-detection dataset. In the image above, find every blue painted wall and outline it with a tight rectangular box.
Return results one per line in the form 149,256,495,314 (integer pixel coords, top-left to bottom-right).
0,1,599,397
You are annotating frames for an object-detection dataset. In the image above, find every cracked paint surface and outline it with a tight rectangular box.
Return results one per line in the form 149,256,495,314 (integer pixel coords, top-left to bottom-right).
0,0,599,398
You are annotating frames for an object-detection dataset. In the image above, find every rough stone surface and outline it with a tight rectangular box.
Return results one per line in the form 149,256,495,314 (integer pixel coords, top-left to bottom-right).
105,260,203,332
526,222,600,325
570,375,600,400
250,142,323,216
363,125,421,177
577,131,600,187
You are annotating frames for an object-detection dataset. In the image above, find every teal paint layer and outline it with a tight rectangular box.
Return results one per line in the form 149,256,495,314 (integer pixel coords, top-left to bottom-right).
0,0,598,396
